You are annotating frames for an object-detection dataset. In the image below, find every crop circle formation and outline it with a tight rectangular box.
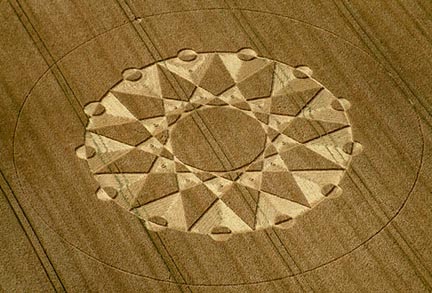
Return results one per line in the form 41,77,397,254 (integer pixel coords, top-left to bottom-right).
77,49,361,240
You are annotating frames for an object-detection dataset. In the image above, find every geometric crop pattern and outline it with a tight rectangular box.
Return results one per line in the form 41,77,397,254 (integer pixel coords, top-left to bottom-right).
76,49,361,241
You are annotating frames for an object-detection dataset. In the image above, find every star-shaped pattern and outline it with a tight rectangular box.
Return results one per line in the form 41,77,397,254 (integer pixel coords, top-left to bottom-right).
77,49,357,240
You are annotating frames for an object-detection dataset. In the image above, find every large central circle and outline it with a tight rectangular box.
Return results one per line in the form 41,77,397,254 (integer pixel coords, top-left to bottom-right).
170,107,267,172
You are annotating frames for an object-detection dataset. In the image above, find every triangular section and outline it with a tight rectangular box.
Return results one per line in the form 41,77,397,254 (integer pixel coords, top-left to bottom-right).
162,53,212,85
270,94,300,117
220,171,242,181
177,173,202,190
87,114,137,131
131,173,179,208
342,141,354,155
268,114,295,132
198,54,235,96
261,172,310,207
282,118,348,144
255,192,309,229
222,54,270,83
134,192,178,218
137,137,165,156
266,127,280,141
115,181,147,208
305,127,352,147
95,173,146,191
238,171,262,190
254,112,270,124
97,92,137,119
87,93,137,130
135,193,186,230
272,134,299,153
291,170,345,187
203,177,233,198
95,173,147,204
294,170,345,199
237,63,274,100
263,154,289,172
112,65,160,97
305,144,351,168
218,53,244,81
176,164,202,174
85,133,134,171
232,101,251,111
220,183,259,229
163,99,189,115
86,131,134,152
264,144,278,158
272,63,296,95
191,200,252,234
241,110,260,120
270,87,323,117
160,148,174,160
273,214,294,228
87,150,133,173
273,76,322,96
166,114,181,126
189,87,216,105
91,121,152,146
292,175,326,207
191,102,203,108
181,184,218,230
280,145,345,171
150,157,176,173
206,98,228,106
154,130,169,145
195,172,216,182
162,136,174,153
163,138,174,153
140,116,168,135
218,86,246,105
300,107,349,125
163,194,187,230
112,92,165,120
183,103,195,112
306,88,337,111
95,149,157,174
247,160,264,172
157,64,196,101
175,161,191,173
249,98,272,113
